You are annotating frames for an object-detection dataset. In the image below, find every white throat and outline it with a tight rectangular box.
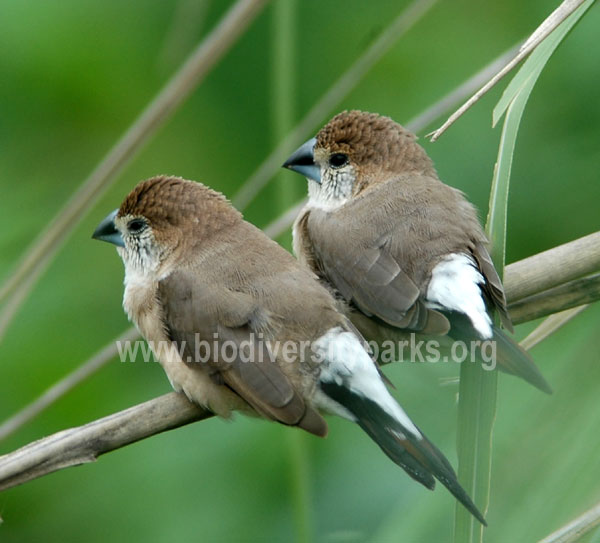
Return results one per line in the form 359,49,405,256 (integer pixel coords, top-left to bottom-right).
306,178,351,212
118,242,173,295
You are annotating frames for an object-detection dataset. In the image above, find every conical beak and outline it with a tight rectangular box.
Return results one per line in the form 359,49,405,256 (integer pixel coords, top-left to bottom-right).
282,137,321,184
92,209,124,247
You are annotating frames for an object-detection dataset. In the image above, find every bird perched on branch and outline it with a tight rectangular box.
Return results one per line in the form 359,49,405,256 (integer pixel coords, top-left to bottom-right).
283,110,551,393
93,175,485,524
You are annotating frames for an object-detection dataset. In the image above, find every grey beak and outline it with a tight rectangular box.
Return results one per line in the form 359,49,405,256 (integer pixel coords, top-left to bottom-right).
282,137,321,184
92,209,124,247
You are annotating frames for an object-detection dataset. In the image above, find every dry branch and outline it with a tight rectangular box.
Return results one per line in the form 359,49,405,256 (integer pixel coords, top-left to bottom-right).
509,272,600,324
504,231,600,302
0,393,211,492
0,231,598,493
406,44,520,134
427,0,586,141
538,500,600,543
519,306,588,351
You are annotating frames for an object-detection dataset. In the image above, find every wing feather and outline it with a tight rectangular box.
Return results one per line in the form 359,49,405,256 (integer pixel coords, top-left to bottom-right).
471,241,513,332
304,211,449,335
158,269,327,436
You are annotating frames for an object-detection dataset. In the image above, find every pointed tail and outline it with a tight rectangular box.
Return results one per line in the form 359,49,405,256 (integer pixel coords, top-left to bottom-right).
492,325,552,394
351,310,552,394
320,380,487,526
448,312,552,394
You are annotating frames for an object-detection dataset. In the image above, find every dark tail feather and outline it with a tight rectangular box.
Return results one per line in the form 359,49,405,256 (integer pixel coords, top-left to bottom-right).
320,381,487,526
448,313,552,394
492,325,553,394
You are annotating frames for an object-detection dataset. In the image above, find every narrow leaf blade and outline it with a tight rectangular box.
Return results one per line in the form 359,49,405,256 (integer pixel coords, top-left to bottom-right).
493,0,595,126
453,4,595,540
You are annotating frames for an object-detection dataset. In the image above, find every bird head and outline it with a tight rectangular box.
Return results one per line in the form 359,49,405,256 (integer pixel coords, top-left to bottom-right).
283,110,437,209
92,175,241,278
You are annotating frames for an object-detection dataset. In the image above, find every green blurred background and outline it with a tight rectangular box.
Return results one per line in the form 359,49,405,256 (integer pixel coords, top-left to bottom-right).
1,1,599,542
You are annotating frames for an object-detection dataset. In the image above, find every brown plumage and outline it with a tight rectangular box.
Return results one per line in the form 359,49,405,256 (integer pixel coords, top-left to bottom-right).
92,175,487,524
284,110,551,393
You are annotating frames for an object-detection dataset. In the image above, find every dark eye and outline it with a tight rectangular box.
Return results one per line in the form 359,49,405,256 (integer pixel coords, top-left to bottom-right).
127,218,146,234
329,153,349,169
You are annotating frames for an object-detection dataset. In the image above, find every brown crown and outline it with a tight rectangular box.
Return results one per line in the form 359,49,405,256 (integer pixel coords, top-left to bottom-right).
118,175,241,236
316,110,436,178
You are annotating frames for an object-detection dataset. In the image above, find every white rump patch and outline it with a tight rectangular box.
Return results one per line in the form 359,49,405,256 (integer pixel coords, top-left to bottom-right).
426,253,492,338
312,327,421,438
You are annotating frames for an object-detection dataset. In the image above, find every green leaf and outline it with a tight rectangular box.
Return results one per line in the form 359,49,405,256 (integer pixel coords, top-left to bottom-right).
454,2,594,542
454,59,535,543
493,0,596,127
454,38,541,543
486,63,538,263
454,360,497,542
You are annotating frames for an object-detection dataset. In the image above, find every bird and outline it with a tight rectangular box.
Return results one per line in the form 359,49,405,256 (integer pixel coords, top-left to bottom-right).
282,110,551,393
92,175,486,524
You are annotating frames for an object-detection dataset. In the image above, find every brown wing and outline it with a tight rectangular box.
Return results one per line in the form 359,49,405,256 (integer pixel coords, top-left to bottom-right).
302,207,449,335
471,241,513,332
158,268,327,437
326,242,445,332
